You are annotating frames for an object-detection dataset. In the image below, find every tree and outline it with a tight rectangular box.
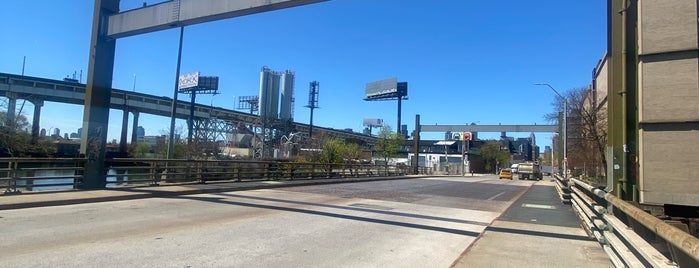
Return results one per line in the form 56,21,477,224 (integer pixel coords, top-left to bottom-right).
545,87,607,178
319,138,345,164
374,126,404,163
156,125,187,159
0,110,55,157
133,142,150,158
479,141,510,174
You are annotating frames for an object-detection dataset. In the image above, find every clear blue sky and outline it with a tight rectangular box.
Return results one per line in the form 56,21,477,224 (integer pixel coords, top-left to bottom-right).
0,0,607,150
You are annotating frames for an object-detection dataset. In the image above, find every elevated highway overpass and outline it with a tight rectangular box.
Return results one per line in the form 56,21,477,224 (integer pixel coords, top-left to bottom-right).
0,72,376,144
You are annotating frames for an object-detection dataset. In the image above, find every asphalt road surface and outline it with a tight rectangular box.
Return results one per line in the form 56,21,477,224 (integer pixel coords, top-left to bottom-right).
0,176,534,267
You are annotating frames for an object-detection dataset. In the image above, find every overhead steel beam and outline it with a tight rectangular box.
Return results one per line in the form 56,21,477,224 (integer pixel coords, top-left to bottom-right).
421,124,558,133
108,0,329,39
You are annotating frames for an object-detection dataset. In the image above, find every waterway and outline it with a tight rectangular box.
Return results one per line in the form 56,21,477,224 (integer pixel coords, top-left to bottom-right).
12,169,134,191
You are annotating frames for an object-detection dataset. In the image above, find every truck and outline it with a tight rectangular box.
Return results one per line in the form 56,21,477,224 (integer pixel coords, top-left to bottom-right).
517,161,542,180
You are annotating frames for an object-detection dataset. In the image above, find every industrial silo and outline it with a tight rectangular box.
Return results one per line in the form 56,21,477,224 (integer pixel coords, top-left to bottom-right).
280,70,295,121
258,67,281,120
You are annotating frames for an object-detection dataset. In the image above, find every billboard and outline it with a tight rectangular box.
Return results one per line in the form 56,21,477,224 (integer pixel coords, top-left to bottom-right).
178,72,219,92
363,118,383,127
365,77,407,100
178,72,199,90
451,132,473,141
198,76,219,90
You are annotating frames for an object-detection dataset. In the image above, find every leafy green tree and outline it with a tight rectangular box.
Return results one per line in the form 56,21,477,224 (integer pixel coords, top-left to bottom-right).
133,142,150,158
156,141,187,159
479,141,510,174
374,126,404,162
341,142,361,161
319,138,344,164
156,125,188,159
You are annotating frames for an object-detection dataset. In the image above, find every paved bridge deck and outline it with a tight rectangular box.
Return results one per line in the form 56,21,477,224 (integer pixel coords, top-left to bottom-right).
0,175,610,267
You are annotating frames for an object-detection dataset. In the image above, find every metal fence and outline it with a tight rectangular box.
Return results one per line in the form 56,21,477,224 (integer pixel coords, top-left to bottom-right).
554,175,699,267
0,158,85,192
1,158,433,193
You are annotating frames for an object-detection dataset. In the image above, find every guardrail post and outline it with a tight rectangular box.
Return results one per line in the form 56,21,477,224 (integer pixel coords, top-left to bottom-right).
149,160,158,186
235,162,241,182
196,160,204,184
311,163,316,179
5,159,21,194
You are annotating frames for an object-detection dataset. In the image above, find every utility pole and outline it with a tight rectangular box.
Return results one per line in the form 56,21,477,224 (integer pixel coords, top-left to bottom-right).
535,83,567,179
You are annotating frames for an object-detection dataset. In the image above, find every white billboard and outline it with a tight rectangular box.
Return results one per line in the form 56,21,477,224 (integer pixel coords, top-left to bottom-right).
178,71,200,90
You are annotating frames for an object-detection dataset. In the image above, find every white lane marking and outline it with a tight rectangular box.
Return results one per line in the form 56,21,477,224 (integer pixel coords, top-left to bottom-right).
487,191,506,201
521,203,556,209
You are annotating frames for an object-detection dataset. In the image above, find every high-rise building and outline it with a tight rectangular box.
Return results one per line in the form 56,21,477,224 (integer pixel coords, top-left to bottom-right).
445,131,452,140
137,126,145,142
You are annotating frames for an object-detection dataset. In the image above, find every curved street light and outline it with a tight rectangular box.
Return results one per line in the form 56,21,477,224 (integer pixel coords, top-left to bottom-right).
535,83,567,178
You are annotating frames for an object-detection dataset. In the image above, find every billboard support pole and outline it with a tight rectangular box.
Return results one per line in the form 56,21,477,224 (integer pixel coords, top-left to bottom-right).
167,26,184,159
413,114,420,174
397,97,402,135
188,91,196,143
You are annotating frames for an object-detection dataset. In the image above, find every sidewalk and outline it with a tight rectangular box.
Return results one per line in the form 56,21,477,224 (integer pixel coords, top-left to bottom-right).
451,179,612,267
0,175,425,210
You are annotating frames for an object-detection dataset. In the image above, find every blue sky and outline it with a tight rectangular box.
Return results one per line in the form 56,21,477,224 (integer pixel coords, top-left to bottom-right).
0,0,606,150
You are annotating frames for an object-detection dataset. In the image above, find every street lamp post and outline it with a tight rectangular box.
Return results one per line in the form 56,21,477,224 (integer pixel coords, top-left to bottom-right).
535,83,567,179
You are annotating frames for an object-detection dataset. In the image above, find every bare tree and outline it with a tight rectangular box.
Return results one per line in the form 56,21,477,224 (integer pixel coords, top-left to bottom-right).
0,107,55,157
546,87,607,179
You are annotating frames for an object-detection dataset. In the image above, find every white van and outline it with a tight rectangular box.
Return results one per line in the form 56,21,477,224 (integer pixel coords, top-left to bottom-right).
510,164,519,174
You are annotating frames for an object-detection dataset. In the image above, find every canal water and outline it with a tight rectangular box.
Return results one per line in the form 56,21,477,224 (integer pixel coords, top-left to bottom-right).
13,169,132,191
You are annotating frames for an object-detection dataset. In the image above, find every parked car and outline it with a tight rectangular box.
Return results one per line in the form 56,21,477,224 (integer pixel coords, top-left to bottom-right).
499,168,513,180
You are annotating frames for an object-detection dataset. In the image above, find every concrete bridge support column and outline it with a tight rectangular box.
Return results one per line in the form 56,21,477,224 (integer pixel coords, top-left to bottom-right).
119,109,129,154
131,111,140,145
5,92,17,126
79,0,119,189
31,99,43,143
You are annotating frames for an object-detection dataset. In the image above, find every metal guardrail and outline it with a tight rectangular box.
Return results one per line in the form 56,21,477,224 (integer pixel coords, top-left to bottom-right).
553,174,699,267
1,158,433,193
0,158,86,193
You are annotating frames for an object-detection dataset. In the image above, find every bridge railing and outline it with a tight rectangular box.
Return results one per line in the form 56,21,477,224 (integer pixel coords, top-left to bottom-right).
1,158,433,193
553,174,699,267
0,158,85,193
